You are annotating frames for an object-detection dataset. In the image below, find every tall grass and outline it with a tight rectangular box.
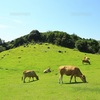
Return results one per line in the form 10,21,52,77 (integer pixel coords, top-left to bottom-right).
0,43,100,100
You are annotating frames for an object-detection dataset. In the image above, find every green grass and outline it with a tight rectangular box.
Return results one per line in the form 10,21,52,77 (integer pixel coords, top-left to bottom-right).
0,43,100,100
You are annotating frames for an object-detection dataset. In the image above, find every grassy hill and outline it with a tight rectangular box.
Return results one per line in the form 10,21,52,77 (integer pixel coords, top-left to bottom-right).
0,43,100,100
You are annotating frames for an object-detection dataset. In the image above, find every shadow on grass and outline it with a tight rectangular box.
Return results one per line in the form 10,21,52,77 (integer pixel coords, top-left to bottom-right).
63,81,88,84
24,80,39,83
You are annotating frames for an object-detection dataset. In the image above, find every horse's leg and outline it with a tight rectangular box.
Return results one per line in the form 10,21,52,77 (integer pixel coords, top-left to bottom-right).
59,74,63,84
23,76,26,83
88,61,90,64
74,76,77,83
32,77,34,81
70,75,73,83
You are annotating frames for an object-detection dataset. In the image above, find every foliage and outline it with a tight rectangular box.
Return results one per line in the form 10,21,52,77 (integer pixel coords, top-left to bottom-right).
0,38,5,44
13,37,25,47
0,46,6,52
28,30,41,42
41,31,75,48
0,30,100,54
75,39,99,53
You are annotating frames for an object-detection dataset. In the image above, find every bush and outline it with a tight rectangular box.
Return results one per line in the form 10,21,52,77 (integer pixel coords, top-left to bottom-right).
75,39,99,53
0,46,6,52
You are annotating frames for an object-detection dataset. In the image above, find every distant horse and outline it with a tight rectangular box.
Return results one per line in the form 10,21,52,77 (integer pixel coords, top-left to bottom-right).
82,57,90,64
82,59,90,64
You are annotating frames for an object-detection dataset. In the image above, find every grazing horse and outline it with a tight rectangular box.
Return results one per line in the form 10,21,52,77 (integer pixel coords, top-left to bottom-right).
59,66,87,84
82,57,90,64
22,70,39,83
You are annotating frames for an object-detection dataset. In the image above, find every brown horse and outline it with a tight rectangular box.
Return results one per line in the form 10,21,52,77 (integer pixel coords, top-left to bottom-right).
22,70,39,83
59,66,87,84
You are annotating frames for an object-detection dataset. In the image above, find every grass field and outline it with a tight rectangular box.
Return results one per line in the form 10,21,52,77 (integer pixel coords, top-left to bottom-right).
0,43,100,100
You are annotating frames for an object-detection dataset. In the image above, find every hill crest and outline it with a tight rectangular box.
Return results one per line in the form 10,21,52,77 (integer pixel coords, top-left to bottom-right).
0,30,100,54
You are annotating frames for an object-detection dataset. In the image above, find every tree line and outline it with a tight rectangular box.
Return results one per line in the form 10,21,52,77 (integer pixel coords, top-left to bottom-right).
0,30,100,54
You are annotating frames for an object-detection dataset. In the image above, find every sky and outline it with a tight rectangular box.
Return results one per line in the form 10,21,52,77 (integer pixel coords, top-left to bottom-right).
0,0,100,42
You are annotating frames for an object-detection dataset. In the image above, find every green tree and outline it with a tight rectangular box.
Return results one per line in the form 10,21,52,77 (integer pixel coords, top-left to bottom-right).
0,46,6,52
13,37,25,47
28,30,41,42
75,39,99,53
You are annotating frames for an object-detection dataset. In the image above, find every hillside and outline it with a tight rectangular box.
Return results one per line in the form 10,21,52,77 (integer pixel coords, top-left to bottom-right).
0,43,100,100
0,42,100,70
0,43,95,71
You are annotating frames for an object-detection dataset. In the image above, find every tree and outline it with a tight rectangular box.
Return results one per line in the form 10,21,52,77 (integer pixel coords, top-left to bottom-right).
28,30,41,42
13,37,25,47
75,39,87,52
70,33,81,42
0,46,6,52
75,39,99,53
0,38,5,44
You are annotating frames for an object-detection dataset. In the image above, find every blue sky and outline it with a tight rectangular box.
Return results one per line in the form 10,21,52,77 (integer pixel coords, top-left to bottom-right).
0,0,100,42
